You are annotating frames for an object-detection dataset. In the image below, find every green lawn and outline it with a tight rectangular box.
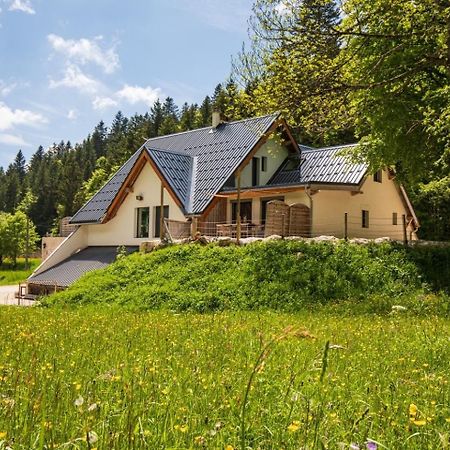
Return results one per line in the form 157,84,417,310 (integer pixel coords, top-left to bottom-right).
0,307,448,449
0,258,40,286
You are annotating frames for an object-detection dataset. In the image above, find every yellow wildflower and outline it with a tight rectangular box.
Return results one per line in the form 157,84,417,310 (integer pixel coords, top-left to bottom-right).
0,432,6,439
179,424,189,433
409,404,418,417
225,446,234,450
413,419,426,426
287,420,301,432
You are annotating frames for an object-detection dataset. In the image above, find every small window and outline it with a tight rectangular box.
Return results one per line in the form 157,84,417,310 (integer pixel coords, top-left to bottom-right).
392,212,398,226
136,207,150,238
374,170,382,183
261,156,268,172
362,210,369,228
154,205,169,238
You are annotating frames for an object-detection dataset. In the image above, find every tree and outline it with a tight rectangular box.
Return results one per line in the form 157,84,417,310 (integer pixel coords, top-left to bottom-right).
0,211,38,266
13,150,26,183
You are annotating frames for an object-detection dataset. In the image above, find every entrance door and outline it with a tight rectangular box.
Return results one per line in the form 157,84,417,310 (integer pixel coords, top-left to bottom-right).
232,201,252,223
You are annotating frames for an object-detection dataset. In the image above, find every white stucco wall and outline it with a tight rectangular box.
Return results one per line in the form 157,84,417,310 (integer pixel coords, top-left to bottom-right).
86,162,187,246
240,138,289,188
31,227,88,277
308,171,416,239
223,170,417,240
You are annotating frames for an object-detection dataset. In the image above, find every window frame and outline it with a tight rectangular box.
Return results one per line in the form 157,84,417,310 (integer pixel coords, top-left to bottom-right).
251,157,260,186
261,156,268,172
374,170,382,183
154,205,169,238
392,212,398,226
136,207,150,238
362,210,370,228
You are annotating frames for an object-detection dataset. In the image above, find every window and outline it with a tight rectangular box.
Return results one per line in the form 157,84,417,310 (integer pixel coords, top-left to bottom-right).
232,201,252,223
136,207,150,238
154,205,169,238
392,212,398,226
362,210,369,228
261,156,268,172
251,157,260,186
374,170,382,183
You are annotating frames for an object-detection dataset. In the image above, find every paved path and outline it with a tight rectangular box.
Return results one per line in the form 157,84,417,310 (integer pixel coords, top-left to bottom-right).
0,285,34,306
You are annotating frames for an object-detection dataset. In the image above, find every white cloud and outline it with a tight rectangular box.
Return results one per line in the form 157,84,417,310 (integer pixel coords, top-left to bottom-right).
67,109,78,120
0,80,17,97
116,84,161,106
47,34,119,74
92,96,118,110
49,65,102,94
0,101,47,131
0,132,30,146
8,0,35,14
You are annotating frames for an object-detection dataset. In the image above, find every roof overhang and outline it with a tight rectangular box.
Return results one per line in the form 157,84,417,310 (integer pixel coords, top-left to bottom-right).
102,149,186,223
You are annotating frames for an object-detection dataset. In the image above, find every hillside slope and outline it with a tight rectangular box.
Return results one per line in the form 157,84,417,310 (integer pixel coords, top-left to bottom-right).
45,240,450,312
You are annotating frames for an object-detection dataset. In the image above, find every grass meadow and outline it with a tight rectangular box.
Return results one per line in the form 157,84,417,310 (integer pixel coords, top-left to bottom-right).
0,307,448,449
0,258,40,286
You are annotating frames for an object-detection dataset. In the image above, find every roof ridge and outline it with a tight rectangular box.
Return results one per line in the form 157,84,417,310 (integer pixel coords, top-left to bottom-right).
146,146,193,158
144,113,280,144
302,143,359,152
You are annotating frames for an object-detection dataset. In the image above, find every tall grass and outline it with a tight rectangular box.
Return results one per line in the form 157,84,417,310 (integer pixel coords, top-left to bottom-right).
0,258,40,286
0,307,448,449
46,241,443,312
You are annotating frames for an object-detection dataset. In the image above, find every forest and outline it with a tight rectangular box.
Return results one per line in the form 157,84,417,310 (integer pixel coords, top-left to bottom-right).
0,0,449,241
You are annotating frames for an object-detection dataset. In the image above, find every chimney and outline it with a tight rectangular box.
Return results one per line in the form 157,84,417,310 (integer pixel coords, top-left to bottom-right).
212,110,222,129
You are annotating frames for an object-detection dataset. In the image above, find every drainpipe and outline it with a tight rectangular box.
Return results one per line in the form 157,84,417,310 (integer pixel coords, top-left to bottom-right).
305,184,313,237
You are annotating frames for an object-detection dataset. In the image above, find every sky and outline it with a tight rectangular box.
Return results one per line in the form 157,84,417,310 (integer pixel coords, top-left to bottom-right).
0,0,253,169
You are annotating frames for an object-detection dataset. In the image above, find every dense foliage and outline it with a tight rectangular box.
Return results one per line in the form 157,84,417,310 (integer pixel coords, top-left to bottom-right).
0,308,449,449
46,241,449,312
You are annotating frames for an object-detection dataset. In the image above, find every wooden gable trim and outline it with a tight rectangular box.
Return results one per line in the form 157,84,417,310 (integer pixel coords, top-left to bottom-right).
235,118,299,176
102,149,185,223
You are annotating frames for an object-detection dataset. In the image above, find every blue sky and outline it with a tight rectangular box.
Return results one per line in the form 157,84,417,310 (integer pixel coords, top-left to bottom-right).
0,0,253,169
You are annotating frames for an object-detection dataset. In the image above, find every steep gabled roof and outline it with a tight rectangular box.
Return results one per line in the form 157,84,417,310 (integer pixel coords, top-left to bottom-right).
70,151,142,224
71,113,280,223
269,144,367,186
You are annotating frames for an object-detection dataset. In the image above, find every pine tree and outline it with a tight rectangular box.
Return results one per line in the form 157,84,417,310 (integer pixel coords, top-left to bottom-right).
13,150,26,183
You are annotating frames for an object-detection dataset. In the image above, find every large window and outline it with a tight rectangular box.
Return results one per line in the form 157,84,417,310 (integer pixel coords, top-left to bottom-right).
136,207,150,238
251,157,260,186
154,205,169,238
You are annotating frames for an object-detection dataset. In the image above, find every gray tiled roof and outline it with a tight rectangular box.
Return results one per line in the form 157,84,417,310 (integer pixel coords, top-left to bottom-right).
269,144,367,186
71,113,279,223
147,148,194,211
70,151,142,224
28,246,138,288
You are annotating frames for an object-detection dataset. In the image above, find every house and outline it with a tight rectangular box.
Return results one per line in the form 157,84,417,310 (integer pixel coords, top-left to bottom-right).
27,112,419,293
